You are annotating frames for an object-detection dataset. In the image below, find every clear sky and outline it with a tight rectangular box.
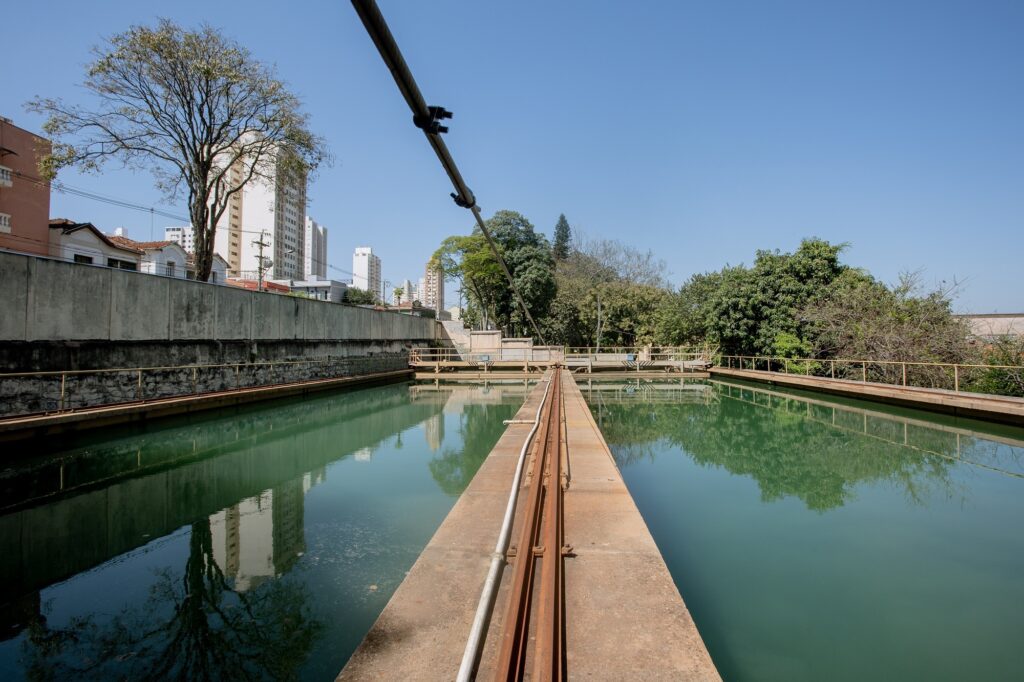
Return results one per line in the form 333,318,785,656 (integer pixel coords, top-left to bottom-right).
2,0,1021,311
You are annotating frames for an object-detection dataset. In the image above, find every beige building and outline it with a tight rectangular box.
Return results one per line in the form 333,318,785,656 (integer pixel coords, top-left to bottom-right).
958,313,1024,340
214,152,307,281
424,262,444,314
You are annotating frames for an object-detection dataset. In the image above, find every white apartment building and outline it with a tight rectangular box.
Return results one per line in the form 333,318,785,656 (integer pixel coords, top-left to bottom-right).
393,277,414,305
214,153,307,281
304,217,327,279
424,262,444,313
352,247,381,301
164,225,196,252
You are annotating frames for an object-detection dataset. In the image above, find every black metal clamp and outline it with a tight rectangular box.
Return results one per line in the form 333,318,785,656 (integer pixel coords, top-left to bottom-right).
413,105,453,135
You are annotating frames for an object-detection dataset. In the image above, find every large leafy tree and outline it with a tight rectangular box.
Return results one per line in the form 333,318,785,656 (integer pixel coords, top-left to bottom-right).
29,19,328,280
344,287,378,305
434,211,556,338
663,238,852,355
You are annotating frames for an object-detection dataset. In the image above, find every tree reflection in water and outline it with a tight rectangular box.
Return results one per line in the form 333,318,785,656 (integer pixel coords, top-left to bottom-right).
592,382,965,512
21,517,321,681
429,401,521,496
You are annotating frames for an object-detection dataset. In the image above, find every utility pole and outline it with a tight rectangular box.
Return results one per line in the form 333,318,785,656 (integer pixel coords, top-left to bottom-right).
253,232,270,291
596,288,603,353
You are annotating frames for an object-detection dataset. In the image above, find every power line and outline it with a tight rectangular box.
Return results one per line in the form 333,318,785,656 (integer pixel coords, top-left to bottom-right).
11,167,398,288
351,0,547,344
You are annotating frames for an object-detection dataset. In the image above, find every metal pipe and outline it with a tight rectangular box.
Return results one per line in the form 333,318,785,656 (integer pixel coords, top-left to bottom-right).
349,0,546,344
456,371,555,681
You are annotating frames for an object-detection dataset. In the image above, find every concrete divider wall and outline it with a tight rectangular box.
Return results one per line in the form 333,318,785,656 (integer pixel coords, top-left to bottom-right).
0,251,437,344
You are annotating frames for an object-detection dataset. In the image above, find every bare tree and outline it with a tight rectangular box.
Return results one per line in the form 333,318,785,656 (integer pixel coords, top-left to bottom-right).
28,19,328,280
571,231,670,288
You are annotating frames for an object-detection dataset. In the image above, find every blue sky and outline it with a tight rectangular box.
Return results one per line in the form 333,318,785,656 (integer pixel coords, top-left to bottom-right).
2,0,1021,311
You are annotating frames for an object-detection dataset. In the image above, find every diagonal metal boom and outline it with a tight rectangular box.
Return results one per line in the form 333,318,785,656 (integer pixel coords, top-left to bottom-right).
350,0,546,343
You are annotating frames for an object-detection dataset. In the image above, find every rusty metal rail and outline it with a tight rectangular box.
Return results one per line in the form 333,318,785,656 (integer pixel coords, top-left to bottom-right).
495,367,567,680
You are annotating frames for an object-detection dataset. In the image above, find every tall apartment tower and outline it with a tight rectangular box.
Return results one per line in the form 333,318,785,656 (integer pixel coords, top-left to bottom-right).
214,153,307,281
424,262,444,313
304,217,327,279
352,247,381,301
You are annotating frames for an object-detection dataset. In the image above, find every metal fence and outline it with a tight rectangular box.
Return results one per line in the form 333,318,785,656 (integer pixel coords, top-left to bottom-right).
719,354,1024,396
410,346,714,367
411,346,566,364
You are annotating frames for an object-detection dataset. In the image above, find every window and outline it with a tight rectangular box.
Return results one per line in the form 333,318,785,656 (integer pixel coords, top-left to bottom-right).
107,258,137,271
74,254,94,265
211,271,218,283
167,262,176,277
0,166,12,188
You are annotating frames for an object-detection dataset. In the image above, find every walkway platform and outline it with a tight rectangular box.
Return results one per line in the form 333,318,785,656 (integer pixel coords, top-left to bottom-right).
338,371,719,680
709,367,1024,427
414,370,710,382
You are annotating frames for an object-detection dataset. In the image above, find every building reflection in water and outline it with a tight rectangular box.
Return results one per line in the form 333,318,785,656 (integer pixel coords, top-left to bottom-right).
211,467,325,592
0,380,531,678
424,412,445,452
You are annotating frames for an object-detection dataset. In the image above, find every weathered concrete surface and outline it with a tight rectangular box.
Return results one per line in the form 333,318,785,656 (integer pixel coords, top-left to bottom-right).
338,372,719,680
559,372,719,680
0,250,437,345
710,367,1024,427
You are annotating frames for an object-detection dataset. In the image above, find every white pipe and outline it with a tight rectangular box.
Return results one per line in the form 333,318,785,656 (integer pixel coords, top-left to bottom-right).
456,372,555,681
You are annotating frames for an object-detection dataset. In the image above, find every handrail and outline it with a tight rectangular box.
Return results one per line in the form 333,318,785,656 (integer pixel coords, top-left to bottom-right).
718,354,1024,395
720,354,1022,372
0,356,362,378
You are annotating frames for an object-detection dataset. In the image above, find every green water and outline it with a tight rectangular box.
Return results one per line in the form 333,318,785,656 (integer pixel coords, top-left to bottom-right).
0,380,525,680
586,378,1024,682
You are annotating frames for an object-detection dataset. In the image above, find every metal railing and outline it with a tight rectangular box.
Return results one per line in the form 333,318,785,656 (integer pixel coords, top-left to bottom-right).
0,355,407,418
719,355,1024,396
411,346,566,364
563,346,710,363
410,346,716,370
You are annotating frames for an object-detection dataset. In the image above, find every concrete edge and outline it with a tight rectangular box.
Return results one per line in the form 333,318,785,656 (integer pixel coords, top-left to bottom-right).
0,369,414,442
709,368,1024,427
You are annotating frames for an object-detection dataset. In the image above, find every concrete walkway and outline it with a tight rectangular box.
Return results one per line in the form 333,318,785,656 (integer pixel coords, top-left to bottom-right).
338,371,719,680
710,367,1024,427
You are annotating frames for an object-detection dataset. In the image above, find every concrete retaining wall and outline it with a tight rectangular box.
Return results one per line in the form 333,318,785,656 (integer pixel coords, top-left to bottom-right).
0,251,440,416
0,251,436,345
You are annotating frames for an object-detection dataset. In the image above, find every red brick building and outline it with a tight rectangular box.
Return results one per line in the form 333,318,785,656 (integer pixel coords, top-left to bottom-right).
0,117,52,256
